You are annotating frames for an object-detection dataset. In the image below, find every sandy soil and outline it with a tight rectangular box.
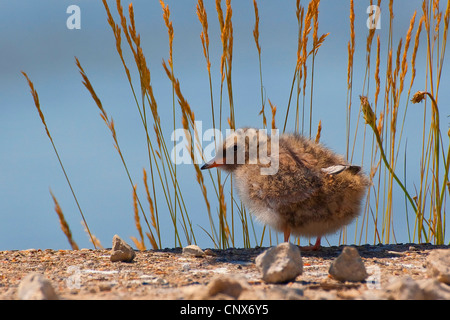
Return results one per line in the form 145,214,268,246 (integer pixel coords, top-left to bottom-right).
1,243,448,300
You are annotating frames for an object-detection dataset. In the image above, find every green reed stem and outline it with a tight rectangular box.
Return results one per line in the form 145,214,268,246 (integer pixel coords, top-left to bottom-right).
361,95,430,243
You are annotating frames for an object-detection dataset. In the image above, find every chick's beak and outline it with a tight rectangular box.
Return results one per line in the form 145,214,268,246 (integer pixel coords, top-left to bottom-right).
201,156,225,170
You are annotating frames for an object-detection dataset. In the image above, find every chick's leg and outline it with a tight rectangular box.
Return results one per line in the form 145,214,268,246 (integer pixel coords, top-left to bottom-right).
283,227,291,242
300,236,321,251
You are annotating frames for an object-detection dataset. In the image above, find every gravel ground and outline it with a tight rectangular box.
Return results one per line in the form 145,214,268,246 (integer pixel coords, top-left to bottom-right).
1,243,449,300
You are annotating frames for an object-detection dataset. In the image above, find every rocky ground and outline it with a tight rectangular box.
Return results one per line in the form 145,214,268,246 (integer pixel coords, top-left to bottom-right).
1,242,450,300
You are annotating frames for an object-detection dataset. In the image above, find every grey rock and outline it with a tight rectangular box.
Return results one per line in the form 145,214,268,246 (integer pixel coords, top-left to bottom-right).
309,290,339,300
187,275,250,299
182,244,205,257
98,283,113,292
255,242,303,284
181,263,191,271
204,249,216,256
110,234,136,262
418,278,450,300
17,273,58,300
264,286,304,300
426,249,450,284
382,277,450,300
383,276,424,300
238,285,304,300
206,276,247,299
150,277,168,285
329,246,368,282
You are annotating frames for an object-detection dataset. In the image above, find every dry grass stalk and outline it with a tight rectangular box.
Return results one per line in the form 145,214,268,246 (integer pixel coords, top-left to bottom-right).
197,0,211,73
143,169,157,231
345,0,355,160
50,190,79,250
129,3,158,119
411,16,425,90
406,2,448,244
224,0,233,55
253,0,267,129
75,58,108,123
291,0,326,136
310,33,329,56
126,3,141,57
364,29,382,246
434,3,442,34
377,112,384,137
76,57,123,155
217,0,236,247
112,0,138,68
299,0,315,95
411,90,445,243
220,0,235,130
197,0,233,248
218,175,229,246
76,55,164,248
131,185,146,251
160,1,174,69
116,0,136,57
252,0,261,56
128,3,138,43
347,0,355,90
296,3,305,68
299,1,314,68
23,71,97,249
145,231,158,250
107,1,157,125
361,96,376,128
389,0,394,22
391,12,418,176
385,49,393,113
314,120,322,144
162,61,195,126
113,0,159,124
199,2,234,246
159,0,181,248
438,1,450,86
375,35,381,107
102,0,134,85
400,11,417,93
422,0,437,94
106,5,132,84
22,72,50,140
312,0,320,48
383,31,410,242
308,0,326,137
268,99,277,130
284,2,304,134
361,95,428,242
162,60,211,244
216,0,224,33
81,221,103,249
366,26,376,64
219,0,231,81
197,0,217,150
390,39,402,135
393,39,402,94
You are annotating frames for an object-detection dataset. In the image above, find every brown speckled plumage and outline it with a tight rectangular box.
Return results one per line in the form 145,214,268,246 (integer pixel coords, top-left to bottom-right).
201,128,370,250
